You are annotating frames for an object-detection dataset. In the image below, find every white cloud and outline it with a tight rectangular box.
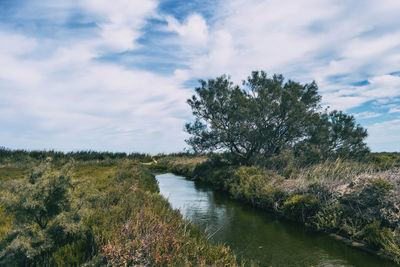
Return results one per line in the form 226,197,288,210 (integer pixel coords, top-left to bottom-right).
0,1,193,153
389,107,400,113
321,75,400,110
81,0,157,52
167,0,400,112
353,112,382,119
166,13,209,49
2,0,400,153
0,32,42,86
367,119,400,152
0,45,191,152
0,32,37,54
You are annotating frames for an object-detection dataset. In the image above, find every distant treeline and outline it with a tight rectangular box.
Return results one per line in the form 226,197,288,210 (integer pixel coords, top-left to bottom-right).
0,147,153,163
1,147,399,170
370,152,400,170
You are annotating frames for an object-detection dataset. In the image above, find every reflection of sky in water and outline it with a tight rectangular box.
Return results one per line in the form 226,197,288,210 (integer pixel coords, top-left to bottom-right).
157,173,229,236
156,173,397,267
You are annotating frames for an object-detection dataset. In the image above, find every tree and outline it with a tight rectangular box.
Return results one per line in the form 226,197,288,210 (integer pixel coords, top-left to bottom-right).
296,110,369,163
185,71,369,165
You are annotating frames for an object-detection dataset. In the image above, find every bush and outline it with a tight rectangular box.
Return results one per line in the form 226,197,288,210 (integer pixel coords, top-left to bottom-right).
314,204,343,232
363,221,394,249
0,163,89,266
50,240,92,266
193,157,234,189
227,167,284,209
366,177,395,195
0,205,12,241
362,221,400,263
149,162,169,173
282,194,320,223
340,176,396,228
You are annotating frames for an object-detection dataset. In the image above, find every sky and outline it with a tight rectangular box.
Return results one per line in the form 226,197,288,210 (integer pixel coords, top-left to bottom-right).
0,0,399,153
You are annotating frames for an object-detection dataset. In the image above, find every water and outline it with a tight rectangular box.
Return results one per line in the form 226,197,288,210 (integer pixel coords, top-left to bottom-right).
156,173,398,267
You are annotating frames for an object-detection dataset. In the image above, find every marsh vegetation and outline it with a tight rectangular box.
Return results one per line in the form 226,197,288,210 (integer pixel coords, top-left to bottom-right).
0,149,238,266
154,152,400,264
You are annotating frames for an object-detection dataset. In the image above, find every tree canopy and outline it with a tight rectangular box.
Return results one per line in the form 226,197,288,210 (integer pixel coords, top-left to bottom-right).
185,71,369,165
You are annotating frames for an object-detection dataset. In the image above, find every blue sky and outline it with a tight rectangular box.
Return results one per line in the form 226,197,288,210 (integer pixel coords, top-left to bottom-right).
0,0,400,153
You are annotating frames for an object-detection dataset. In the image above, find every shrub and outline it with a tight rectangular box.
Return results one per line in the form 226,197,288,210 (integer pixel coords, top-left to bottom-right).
0,205,12,241
340,176,396,227
227,166,284,209
98,187,238,267
363,221,394,249
340,217,364,239
365,177,395,195
282,194,320,223
314,204,343,232
261,149,296,175
50,239,92,266
149,162,169,173
0,163,88,266
193,158,234,189
362,221,400,263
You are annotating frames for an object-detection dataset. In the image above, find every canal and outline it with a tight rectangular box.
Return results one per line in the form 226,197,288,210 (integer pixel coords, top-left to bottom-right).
156,173,397,267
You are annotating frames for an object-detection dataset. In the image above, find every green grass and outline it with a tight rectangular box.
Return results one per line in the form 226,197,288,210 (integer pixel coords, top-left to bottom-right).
0,166,29,181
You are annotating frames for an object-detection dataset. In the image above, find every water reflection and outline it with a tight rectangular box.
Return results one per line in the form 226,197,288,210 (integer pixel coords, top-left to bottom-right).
156,173,397,267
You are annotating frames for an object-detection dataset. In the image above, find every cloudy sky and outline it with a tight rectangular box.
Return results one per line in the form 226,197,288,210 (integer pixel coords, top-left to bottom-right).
0,0,400,153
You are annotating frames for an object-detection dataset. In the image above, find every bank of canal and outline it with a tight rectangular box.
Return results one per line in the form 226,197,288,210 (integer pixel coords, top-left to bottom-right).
156,173,397,267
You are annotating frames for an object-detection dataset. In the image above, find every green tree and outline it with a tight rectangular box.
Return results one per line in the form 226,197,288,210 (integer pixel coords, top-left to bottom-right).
296,110,369,163
185,71,369,165
0,162,87,266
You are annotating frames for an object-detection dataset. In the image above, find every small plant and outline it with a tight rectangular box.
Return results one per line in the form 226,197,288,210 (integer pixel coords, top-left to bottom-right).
340,217,364,239
362,221,400,263
314,204,343,231
0,205,12,241
366,177,395,195
227,166,282,207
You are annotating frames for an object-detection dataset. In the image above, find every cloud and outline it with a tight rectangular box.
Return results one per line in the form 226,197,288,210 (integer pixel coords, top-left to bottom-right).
367,119,400,152
389,107,400,113
1,0,400,153
166,13,208,49
353,112,383,119
0,40,191,152
166,0,400,111
0,0,193,153
80,0,158,52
